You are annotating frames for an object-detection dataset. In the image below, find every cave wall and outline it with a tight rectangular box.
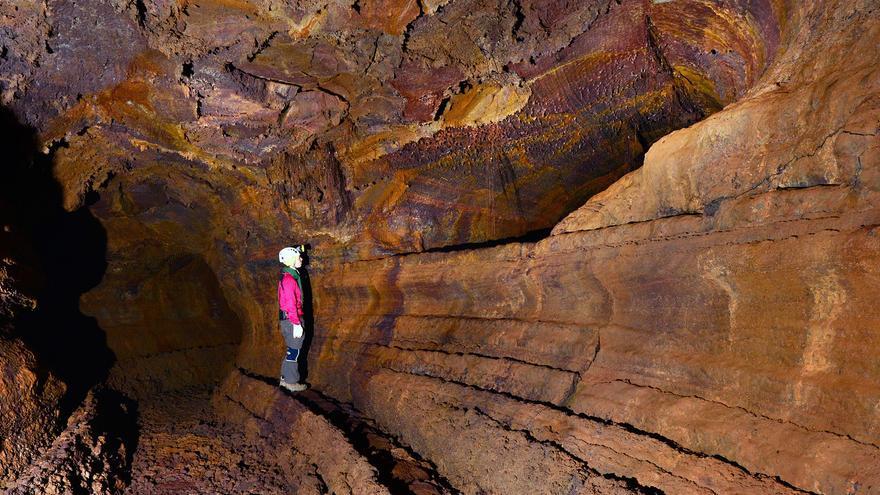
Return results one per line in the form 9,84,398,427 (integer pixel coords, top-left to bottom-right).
0,106,103,485
304,193,879,493
220,0,880,492
213,0,791,384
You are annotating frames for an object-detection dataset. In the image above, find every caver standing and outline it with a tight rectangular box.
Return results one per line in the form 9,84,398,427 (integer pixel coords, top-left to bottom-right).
278,245,308,392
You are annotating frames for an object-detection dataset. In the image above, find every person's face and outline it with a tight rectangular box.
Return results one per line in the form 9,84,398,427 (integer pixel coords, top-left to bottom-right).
283,253,302,269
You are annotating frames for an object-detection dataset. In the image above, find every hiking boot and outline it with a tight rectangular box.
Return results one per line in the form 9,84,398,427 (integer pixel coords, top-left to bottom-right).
281,381,308,392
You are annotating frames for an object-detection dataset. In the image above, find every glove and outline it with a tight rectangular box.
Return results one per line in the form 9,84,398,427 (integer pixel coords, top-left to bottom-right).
279,310,288,320
292,323,304,339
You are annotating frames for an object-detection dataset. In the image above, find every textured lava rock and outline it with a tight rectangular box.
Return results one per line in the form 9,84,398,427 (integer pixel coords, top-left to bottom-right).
0,113,66,484
124,387,304,494
0,337,67,485
295,388,457,494
0,101,113,485
214,370,392,494
3,0,781,260
3,0,788,409
5,388,136,495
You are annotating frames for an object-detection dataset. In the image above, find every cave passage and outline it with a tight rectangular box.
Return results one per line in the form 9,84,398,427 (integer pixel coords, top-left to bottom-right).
80,253,244,398
3,0,879,493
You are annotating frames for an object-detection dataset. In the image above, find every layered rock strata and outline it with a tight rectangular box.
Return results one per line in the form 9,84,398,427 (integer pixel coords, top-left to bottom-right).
3,0,789,433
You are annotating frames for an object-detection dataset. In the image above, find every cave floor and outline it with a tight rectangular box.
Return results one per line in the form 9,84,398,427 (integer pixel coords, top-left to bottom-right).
124,388,296,495
122,384,456,495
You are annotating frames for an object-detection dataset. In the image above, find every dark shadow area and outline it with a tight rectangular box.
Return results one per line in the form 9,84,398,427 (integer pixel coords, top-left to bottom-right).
424,227,554,254
0,105,114,417
299,251,314,383
92,387,140,487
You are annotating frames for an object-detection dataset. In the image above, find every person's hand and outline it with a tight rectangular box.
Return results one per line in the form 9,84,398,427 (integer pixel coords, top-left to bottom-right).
293,323,304,339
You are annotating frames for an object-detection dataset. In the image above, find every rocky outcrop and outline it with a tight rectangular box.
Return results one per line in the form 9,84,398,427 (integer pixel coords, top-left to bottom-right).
5,388,136,495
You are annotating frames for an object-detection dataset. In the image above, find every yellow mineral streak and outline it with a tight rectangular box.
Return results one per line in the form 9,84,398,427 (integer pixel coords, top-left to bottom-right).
339,123,440,168
340,82,531,168
421,0,451,14
441,82,532,129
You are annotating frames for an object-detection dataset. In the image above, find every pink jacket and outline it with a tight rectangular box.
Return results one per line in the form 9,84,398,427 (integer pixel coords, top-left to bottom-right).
278,270,303,324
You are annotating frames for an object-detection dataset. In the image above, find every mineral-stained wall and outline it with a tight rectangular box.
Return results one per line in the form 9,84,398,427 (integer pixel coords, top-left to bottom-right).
2,0,778,257
81,253,243,398
1,0,879,492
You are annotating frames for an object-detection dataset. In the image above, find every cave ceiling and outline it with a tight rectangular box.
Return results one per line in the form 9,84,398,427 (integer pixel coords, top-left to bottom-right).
2,0,782,264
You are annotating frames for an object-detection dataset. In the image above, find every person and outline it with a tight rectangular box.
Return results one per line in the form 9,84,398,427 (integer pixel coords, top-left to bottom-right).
278,245,308,392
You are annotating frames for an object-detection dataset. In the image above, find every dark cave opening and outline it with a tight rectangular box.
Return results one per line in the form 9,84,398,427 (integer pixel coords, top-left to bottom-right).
0,105,113,415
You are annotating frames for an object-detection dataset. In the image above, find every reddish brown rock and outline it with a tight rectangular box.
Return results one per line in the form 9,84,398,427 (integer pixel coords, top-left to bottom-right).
125,388,311,494
215,370,392,494
303,183,880,491
0,338,67,485
81,254,243,398
357,0,421,36
5,0,782,260
5,388,136,495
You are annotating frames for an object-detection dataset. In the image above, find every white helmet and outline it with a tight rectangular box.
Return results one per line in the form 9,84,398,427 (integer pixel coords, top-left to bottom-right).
278,245,304,264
